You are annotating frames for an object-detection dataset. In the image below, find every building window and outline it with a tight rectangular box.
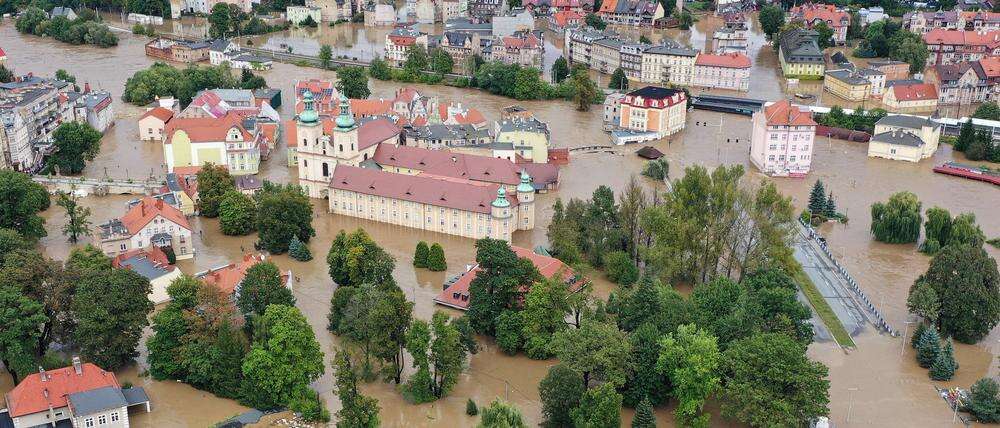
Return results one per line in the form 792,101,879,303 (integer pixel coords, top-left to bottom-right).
120,243,127,251
85,418,94,427
98,415,107,425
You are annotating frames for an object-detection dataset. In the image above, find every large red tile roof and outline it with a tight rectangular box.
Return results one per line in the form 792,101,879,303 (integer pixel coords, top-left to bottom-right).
140,107,174,122
695,52,751,68
373,144,523,185
764,100,817,126
199,253,266,295
5,363,119,417
165,112,252,144
790,3,850,28
552,10,583,27
922,29,1000,47
890,83,938,101
979,56,1000,77
119,196,191,235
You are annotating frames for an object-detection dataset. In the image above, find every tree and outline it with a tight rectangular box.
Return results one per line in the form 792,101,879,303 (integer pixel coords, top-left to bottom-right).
147,276,201,381
427,243,447,271
123,62,239,107
218,190,256,235
970,378,1000,423
570,384,622,428
907,281,940,324
55,69,76,84
430,48,455,74
552,318,631,389
911,244,999,343
478,399,527,428
333,350,380,428
915,326,941,368
288,235,313,261
551,56,570,83
604,251,638,286
55,191,91,243
236,261,296,319
0,65,14,84
370,57,391,80
585,13,606,30
610,275,690,335
657,324,719,427
413,241,429,268
622,322,670,407
326,228,395,288
256,183,315,254
520,276,572,360
870,191,922,244
719,333,829,427
758,6,786,40
240,305,325,409
337,66,370,99
289,387,330,423
808,180,827,215
891,37,929,74
929,341,957,381
571,65,599,112
404,45,429,74
539,364,584,428
954,119,976,152
921,207,952,254
72,268,153,370
47,122,102,174
239,68,267,90
467,238,540,334
609,67,627,91
196,163,235,217
631,397,656,428
0,229,30,265
973,102,1000,121
813,21,835,49
495,310,525,355
0,286,47,383
335,283,413,384
911,322,928,349
677,10,695,30
208,3,239,38
404,312,468,401
949,213,985,249
467,399,479,415
319,44,332,69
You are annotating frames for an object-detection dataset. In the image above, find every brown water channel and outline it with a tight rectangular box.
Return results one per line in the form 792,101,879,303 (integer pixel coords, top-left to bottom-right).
2,19,999,427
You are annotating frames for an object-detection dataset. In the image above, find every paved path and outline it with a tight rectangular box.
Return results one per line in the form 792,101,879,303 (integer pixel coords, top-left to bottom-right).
792,226,871,340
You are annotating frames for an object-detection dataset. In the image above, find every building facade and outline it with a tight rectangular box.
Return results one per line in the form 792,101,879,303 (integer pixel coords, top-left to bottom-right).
618,86,688,137
96,197,194,260
788,3,851,44
778,29,825,78
640,42,698,85
903,9,1000,34
139,107,174,141
868,114,942,162
163,113,263,175
692,52,751,91
750,100,816,177
287,5,323,23
923,29,1000,66
883,83,939,110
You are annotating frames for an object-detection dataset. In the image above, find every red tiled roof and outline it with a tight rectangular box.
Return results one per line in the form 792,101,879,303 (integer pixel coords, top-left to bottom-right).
552,10,582,27
790,3,850,28
329,165,518,215
172,165,203,176
119,197,191,235
5,363,120,418
112,247,173,270
764,100,817,126
922,29,1000,47
165,112,252,144
434,245,582,310
980,56,1000,78
284,119,298,148
395,87,419,103
140,107,174,122
373,144,523,185
200,253,266,295
598,0,617,13
890,83,938,101
501,33,541,49
695,52,751,68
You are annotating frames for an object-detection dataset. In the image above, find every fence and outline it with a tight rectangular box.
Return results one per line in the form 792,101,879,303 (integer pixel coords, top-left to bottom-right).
799,218,897,336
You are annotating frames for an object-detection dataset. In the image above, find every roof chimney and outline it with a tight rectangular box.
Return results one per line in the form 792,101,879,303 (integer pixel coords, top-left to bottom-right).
72,356,82,375
39,366,47,381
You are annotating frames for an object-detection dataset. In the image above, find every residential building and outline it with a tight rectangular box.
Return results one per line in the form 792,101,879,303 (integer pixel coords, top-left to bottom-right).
364,3,397,26
596,0,664,26
712,20,749,54
923,29,1000,66
441,0,462,21
493,9,535,36
750,100,816,177
494,116,551,162
49,6,78,20
139,107,174,141
868,60,910,80
179,89,279,121
491,31,544,69
385,26,427,66
500,105,535,120
590,37,623,74
159,172,199,215
2,358,150,428
618,86,688,137
883,83,939,110
144,38,211,63
287,5,323,24
163,112,264,175
868,114,942,162
640,40,698,85
305,0,353,22
0,47,6,64
208,39,272,70
788,3,851,44
197,253,293,297
468,0,505,22
405,123,493,148
603,92,625,128
434,245,583,310
903,9,1000,33
414,0,437,24
73,90,115,133
565,28,607,67
112,247,182,304
441,32,483,74
858,6,887,25
619,43,648,81
823,69,874,101
692,52,752,92
548,10,583,34
926,57,1000,104
0,77,72,172
96,197,194,260
778,29,825,78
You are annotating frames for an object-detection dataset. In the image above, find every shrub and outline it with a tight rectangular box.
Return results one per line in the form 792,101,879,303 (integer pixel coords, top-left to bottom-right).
466,398,478,416
427,243,447,271
604,251,639,286
413,241,429,268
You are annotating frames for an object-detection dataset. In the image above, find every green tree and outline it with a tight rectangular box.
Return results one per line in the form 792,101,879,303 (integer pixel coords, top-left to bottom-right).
478,399,527,428
370,57,391,80
571,65,600,111
208,3,239,38
240,305,325,409
413,241,429,268
604,250,639,286
570,383,622,428
954,119,976,152
404,312,468,401
337,66,371,99
289,387,330,423
608,67,627,91
539,364,584,428
178,284,249,399
719,333,830,427
551,56,570,83
218,190,256,235
495,310,525,355
48,122,102,174
0,286,47,383
467,238,540,334
970,378,1000,423
328,286,358,334
403,318,435,403
319,44,332,69
758,5,786,40
911,322,928,349
237,261,295,319
657,324,719,427
891,36,929,74
631,397,656,428
467,399,479,416
552,318,631,389
520,276,572,360
585,13,606,30
915,326,941,368
55,69,76,84
55,191,91,243
907,281,940,324
256,183,315,254
610,275,690,335
336,283,413,384
326,228,395,287
973,102,1000,121
404,45,429,74
15,7,47,35
147,276,200,381
72,268,153,369
0,229,31,265
333,349,380,427
949,213,985,249
0,64,15,84
911,244,999,343
921,207,952,254
195,163,235,217
622,322,670,407
813,21,835,49
870,191,922,244
808,180,827,215
824,191,837,218
288,235,313,261
427,243,447,271
929,341,957,381
430,48,455,74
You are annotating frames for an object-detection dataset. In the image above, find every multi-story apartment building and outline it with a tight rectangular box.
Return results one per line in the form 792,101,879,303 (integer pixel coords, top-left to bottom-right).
778,29,825,78
640,41,698,86
441,0,462,21
163,112,264,175
468,0,504,22
548,10,583,34
883,83,939,110
441,32,483,74
0,77,72,172
565,28,607,67
712,20,749,54
491,31,544,69
494,116,551,162
823,66,885,100
287,5,323,24
867,60,910,81
305,0,353,22
96,197,194,260
72,90,115,133
591,37,623,73
618,86,687,137
923,29,1000,66
787,3,851,45
868,115,942,162
385,26,427,66
903,9,1000,34
619,43,648,81
596,0,664,26
144,38,211,63
692,52,751,91
750,100,816,177
925,57,1000,104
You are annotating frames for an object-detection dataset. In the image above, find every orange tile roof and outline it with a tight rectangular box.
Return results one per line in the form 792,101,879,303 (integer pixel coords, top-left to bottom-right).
598,0,618,13
764,100,817,126
695,52,751,68
165,112,252,144
112,247,173,270
5,363,120,417
890,83,938,101
373,144,523,185
922,29,1000,48
979,56,1000,77
119,197,191,235
140,107,174,122
200,253,266,295
172,165,203,176
552,10,582,27
284,119,298,148
790,3,850,28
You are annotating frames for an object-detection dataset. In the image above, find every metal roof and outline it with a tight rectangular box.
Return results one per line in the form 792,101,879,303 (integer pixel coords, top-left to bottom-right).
67,386,127,416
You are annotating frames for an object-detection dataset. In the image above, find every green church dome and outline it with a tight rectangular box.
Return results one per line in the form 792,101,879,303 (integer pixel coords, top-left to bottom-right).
298,90,318,125
492,187,510,208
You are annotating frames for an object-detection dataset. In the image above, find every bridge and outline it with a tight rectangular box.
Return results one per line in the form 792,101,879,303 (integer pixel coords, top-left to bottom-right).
238,46,468,79
32,176,164,196
690,94,766,116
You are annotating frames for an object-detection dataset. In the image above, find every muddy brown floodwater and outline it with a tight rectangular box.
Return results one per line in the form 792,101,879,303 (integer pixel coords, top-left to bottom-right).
2,17,999,427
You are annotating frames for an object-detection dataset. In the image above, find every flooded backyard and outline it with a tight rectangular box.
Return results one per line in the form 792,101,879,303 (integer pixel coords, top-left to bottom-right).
2,16,999,427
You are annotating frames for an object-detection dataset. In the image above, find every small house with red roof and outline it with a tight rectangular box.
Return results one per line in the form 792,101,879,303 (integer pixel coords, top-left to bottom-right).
490,31,544,69
96,197,194,261
138,107,174,141
750,100,817,177
112,247,182,304
2,357,149,428
882,83,939,111
195,253,293,298
434,245,584,310
788,3,851,45
163,112,265,175
692,52,752,91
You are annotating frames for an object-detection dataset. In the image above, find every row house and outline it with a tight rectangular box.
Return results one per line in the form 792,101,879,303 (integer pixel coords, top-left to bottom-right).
364,3,397,26
787,3,851,45
640,41,698,86
923,29,1000,66
619,43,648,81
903,9,1000,34
287,5,323,24
596,0,664,26
925,57,1000,105
305,0,354,22
565,28,607,66
441,0,462,21
441,32,484,74
618,86,688,137
163,112,266,175
468,0,505,22
548,10,583,34
712,19,749,54
493,9,535,36
882,83,939,111
0,76,94,172
750,100,816,177
491,31,545,69
524,0,592,15
96,197,194,260
691,52,752,92
144,38,211,63
590,37,623,74
868,60,910,81
385,26,428,66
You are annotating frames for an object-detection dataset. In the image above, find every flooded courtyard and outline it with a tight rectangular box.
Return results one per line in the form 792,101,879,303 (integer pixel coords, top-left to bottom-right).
2,14,999,427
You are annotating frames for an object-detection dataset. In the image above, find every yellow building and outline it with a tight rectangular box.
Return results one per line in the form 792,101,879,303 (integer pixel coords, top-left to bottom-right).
867,115,942,162
163,113,261,175
882,83,939,111
493,117,551,163
823,69,871,101
778,29,826,79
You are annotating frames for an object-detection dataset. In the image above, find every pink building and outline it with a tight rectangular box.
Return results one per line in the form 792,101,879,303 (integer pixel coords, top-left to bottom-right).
750,100,817,177
692,52,752,92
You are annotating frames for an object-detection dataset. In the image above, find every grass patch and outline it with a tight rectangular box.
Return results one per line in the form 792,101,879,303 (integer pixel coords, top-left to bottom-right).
792,263,856,348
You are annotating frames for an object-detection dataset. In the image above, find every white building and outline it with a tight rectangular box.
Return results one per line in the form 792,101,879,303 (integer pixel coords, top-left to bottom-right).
750,100,817,177
867,114,942,162
287,5,323,24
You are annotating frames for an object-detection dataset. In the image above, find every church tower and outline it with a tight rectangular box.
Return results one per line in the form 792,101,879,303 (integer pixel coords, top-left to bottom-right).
330,94,360,164
296,91,327,198
490,187,512,240
516,170,534,231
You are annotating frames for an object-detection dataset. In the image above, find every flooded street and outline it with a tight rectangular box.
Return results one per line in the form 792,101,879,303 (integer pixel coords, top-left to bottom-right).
2,17,999,427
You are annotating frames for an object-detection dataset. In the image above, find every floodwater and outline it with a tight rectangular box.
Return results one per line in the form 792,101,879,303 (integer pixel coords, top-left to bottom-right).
2,18,999,427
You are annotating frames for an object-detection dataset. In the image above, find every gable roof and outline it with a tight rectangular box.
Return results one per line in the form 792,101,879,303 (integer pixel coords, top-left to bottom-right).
764,100,817,126
373,144,524,185
165,112,252,144
198,253,266,295
890,83,938,101
68,386,128,416
5,363,120,417
112,247,176,281
119,197,191,235
922,29,1000,47
140,107,174,122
